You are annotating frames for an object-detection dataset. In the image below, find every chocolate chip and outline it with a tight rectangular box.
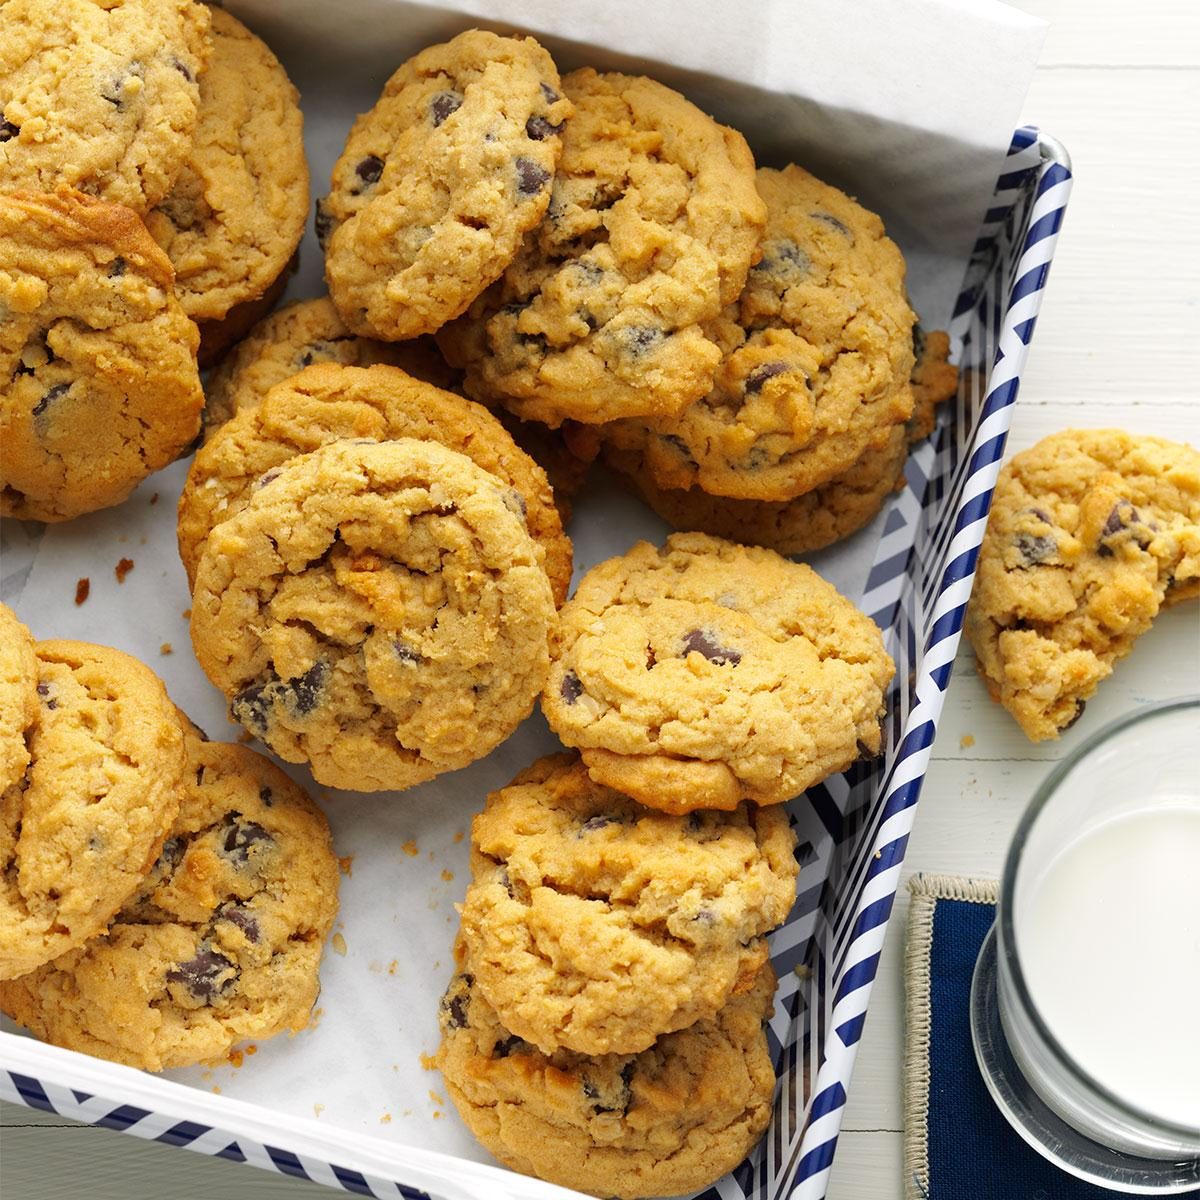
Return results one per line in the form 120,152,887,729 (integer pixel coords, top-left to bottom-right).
573,260,603,285
394,640,422,665
216,903,260,943
745,362,791,394
659,433,698,468
154,835,187,874
681,628,742,667
166,945,237,1003
1015,532,1057,566
492,1035,527,1059
254,468,281,490
502,489,528,519
429,91,463,127
1028,507,1053,523
540,82,560,103
259,786,273,806
36,681,57,711
584,1064,635,1114
755,239,809,279
525,115,563,141
355,155,384,185
1063,699,1087,730
32,382,69,418
692,908,717,926
811,211,850,236
0,119,19,143
579,814,619,835
515,157,550,198
560,671,583,704
289,662,328,716
220,813,274,863
1097,500,1152,556
231,681,271,734
441,976,473,1030
170,56,193,82
622,326,664,356
108,257,126,277
314,198,335,249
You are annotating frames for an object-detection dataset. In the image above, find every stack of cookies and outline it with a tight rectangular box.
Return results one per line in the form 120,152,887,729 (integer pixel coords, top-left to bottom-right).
433,533,893,1196
0,0,308,521
0,603,340,1070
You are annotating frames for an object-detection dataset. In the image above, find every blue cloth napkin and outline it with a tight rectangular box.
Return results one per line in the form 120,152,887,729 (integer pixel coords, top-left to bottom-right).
907,877,1196,1200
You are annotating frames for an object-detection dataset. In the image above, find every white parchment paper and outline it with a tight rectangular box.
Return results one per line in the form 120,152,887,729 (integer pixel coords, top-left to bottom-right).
1,0,1045,1185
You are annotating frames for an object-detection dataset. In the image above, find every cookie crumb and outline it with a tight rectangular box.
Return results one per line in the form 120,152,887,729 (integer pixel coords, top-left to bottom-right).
379,1112,392,1125
313,1104,324,1118
246,1044,257,1056
160,643,173,656
959,733,975,749
331,932,347,956
74,577,90,605
388,959,398,975
419,1052,437,1071
428,1089,444,1107
150,493,160,506
453,829,465,843
182,607,192,619
401,839,419,857
115,556,135,583
338,855,354,876
228,1048,244,1068
441,868,454,882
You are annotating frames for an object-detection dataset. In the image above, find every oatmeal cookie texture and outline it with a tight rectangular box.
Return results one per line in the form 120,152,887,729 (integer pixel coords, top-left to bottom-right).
0,0,212,212
599,165,916,500
0,725,339,1070
965,429,1200,741
201,297,458,434
145,7,309,355
543,533,894,813
178,362,572,605
0,641,185,980
0,189,203,522
190,439,555,792
436,952,778,1200
438,68,767,427
460,752,797,1056
0,604,39,794
324,30,572,340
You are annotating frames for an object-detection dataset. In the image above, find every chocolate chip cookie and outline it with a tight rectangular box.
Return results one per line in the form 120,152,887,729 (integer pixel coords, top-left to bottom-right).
323,30,572,340
0,725,339,1070
0,189,204,522
0,0,212,213
609,423,910,556
202,297,458,434
0,640,185,980
145,7,309,363
460,752,797,1056
178,362,572,605
190,438,555,792
966,430,1200,741
543,533,894,812
436,950,778,1199
0,604,38,794
597,165,916,499
437,68,767,427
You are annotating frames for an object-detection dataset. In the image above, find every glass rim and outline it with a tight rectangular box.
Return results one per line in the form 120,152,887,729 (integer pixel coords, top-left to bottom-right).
998,695,1200,1142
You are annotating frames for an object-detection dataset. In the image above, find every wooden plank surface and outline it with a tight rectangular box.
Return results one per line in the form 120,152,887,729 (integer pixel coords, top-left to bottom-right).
3,1,1198,1198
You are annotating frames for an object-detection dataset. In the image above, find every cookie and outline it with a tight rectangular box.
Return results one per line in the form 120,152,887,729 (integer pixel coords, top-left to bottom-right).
437,68,767,427
543,533,894,812
597,165,916,499
498,412,590,525
0,604,39,794
609,423,909,556
202,297,458,434
178,362,572,605
436,951,777,1199
0,189,204,522
460,752,797,1056
908,327,958,442
144,7,308,361
190,438,555,792
0,640,185,980
965,430,1200,741
0,726,340,1070
0,0,212,212
322,30,572,340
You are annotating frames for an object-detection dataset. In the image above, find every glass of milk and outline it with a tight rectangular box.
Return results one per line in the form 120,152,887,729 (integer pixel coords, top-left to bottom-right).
972,697,1200,1192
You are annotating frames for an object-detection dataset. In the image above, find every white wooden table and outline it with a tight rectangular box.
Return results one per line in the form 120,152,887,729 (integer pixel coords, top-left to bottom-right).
2,1,1197,1195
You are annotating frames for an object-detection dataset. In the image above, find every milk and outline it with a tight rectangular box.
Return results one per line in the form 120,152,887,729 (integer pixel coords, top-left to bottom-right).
1018,806,1200,1129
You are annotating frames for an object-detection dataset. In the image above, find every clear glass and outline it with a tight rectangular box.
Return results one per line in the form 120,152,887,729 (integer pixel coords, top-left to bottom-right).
972,697,1200,1193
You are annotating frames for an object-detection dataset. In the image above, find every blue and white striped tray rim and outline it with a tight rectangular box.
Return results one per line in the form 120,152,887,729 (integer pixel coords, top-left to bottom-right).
0,127,1073,1200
